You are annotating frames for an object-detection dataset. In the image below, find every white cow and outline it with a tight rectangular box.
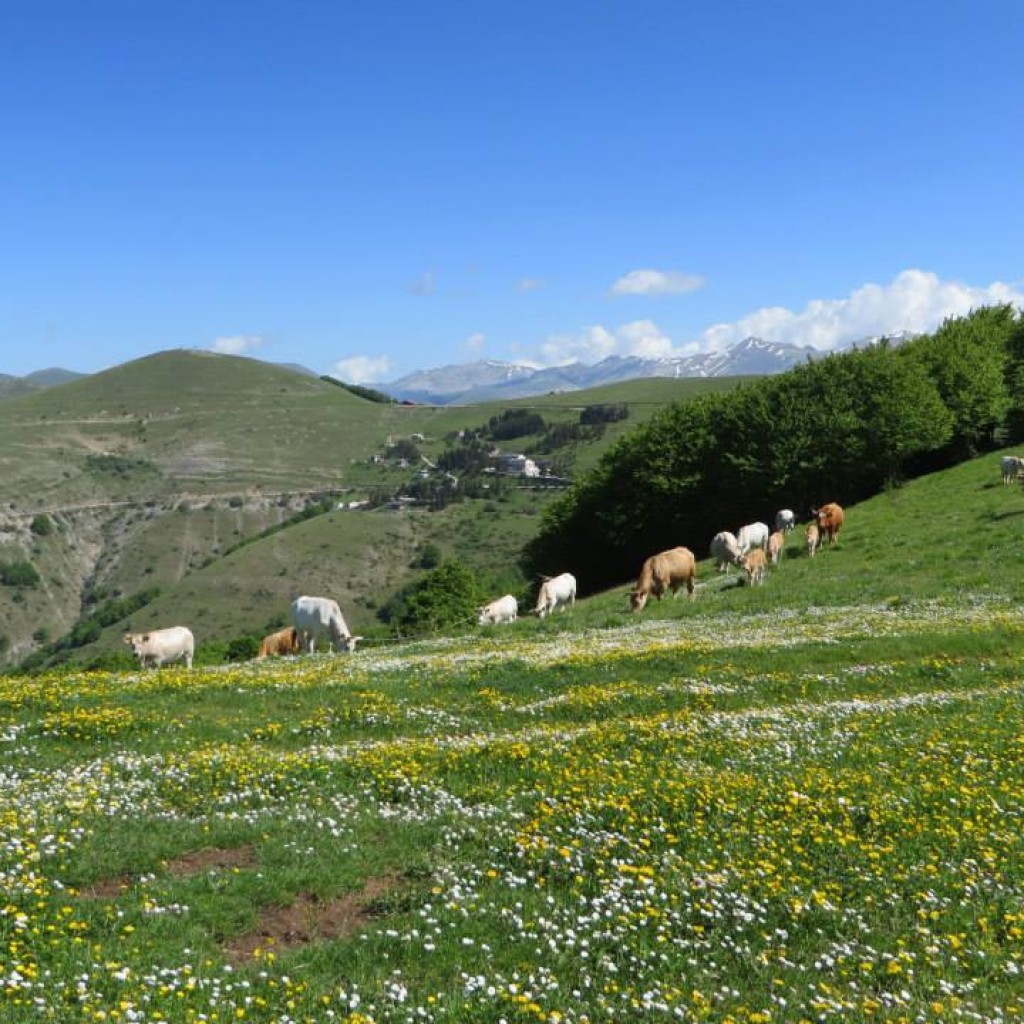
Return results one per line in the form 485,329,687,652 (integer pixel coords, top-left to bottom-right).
709,531,744,573
1001,455,1024,484
478,594,518,625
535,572,576,618
290,595,362,653
736,521,770,555
774,509,796,533
123,626,194,669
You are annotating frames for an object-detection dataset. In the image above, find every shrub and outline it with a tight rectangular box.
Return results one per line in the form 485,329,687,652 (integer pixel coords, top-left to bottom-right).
413,543,442,570
0,561,40,588
378,560,482,637
30,513,54,536
225,635,259,662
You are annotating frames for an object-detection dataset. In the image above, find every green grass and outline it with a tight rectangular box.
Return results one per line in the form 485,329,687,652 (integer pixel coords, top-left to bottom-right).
2,589,1024,1021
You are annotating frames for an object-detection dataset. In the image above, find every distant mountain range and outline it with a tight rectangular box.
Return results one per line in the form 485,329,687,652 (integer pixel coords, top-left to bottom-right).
2,333,915,406
385,336,824,404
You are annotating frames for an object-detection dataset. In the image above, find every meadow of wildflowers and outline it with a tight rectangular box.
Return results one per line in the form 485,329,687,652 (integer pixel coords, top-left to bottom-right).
2,596,1024,1023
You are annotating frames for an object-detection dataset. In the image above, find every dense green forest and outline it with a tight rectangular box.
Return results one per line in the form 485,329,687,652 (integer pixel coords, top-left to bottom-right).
524,305,1024,592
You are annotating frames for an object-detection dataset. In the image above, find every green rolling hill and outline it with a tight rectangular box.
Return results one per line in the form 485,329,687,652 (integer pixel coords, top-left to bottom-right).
0,349,747,667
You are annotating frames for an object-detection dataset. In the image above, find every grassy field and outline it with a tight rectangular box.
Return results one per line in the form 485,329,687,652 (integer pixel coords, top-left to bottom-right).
2,453,1024,1022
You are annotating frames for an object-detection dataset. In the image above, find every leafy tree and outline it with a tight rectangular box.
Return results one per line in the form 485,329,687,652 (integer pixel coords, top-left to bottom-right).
903,305,1017,457
377,560,482,636
390,438,421,462
851,343,953,485
488,409,546,440
581,403,628,425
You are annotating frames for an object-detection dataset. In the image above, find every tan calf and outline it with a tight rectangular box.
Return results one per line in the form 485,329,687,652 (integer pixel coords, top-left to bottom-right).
743,548,767,586
806,521,820,558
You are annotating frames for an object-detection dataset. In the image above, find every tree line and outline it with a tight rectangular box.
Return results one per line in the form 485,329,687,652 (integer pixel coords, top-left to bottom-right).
523,305,1024,594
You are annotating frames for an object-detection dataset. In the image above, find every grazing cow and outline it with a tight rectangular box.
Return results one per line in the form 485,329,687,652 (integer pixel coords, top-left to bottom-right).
123,626,194,669
743,548,767,586
478,594,518,626
535,573,576,618
1001,455,1024,484
774,509,796,533
737,521,770,554
257,626,300,659
813,502,845,547
290,595,362,653
630,547,696,612
710,531,744,573
768,529,785,565
806,521,820,558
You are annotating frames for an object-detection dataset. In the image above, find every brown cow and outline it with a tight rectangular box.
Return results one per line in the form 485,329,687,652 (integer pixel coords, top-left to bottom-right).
257,626,300,659
767,529,785,565
630,546,696,612
813,502,844,547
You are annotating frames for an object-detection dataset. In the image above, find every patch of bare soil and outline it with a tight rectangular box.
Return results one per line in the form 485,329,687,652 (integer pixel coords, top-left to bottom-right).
224,873,402,964
78,845,259,900
165,845,259,876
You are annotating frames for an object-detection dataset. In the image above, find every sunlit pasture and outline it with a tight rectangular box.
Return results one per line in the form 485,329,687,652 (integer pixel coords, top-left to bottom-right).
3,597,1024,1023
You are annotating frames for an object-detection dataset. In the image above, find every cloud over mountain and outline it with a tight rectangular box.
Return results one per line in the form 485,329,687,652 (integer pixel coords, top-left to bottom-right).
695,270,1024,354
535,269,1024,368
332,354,393,384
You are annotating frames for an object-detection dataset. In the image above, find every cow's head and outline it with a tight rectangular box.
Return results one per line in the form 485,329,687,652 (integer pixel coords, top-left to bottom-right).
123,632,147,652
630,589,648,613
338,634,363,653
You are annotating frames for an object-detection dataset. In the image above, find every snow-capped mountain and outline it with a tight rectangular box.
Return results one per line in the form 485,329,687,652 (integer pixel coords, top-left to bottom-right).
386,337,824,404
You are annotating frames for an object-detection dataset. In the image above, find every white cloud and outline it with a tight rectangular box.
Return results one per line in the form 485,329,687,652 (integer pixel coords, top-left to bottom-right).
517,277,545,292
466,332,486,351
610,269,706,296
539,325,617,366
331,355,392,384
538,321,674,366
615,319,674,358
209,334,264,356
695,269,1024,353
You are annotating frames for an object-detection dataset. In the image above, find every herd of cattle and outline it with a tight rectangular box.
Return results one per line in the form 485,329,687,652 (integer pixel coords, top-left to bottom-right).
121,504,845,671
626,502,845,613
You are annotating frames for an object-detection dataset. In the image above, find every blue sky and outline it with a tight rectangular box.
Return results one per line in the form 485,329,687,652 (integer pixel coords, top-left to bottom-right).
2,1,1023,382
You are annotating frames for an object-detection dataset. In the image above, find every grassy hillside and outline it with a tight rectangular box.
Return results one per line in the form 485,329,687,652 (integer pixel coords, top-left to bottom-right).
2,457,1024,1020
34,442,1024,670
0,351,747,665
